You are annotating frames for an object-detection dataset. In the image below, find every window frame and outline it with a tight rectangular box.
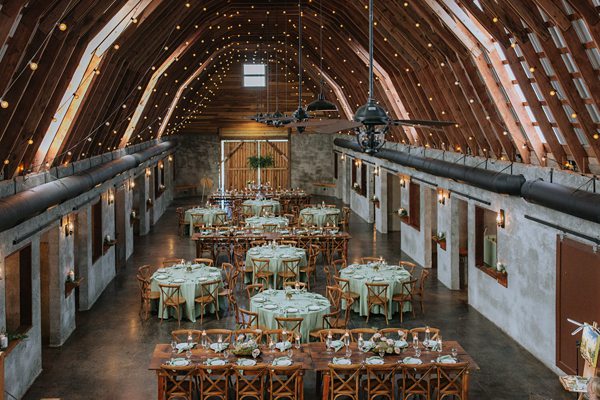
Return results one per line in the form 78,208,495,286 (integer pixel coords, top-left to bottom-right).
243,63,267,88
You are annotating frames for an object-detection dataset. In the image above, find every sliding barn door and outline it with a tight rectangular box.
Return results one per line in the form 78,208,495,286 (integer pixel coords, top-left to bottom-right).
556,236,600,374
222,140,289,190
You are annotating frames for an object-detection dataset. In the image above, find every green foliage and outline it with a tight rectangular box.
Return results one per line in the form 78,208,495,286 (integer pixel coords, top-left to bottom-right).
248,155,275,169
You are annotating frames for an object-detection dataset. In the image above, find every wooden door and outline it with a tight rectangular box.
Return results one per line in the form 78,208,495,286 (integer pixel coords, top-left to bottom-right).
556,236,600,374
259,140,289,188
223,140,289,190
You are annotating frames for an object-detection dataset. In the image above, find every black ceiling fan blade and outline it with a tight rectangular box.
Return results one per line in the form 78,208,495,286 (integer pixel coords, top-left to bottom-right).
392,119,456,127
314,120,363,134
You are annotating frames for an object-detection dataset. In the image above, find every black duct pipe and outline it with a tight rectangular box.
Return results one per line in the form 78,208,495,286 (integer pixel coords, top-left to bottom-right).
334,138,525,195
0,141,175,233
521,179,600,224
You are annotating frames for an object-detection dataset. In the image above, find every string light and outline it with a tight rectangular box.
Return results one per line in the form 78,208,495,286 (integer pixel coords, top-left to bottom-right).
58,22,67,31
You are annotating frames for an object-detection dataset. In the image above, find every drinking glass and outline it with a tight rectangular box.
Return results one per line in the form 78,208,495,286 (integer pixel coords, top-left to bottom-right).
287,348,294,358
185,348,192,360
415,348,421,358
295,335,301,350
437,335,443,353
170,340,177,357
451,348,458,358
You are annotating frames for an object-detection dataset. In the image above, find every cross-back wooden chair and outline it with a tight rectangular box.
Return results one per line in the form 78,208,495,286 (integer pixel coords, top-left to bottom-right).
196,236,216,260
323,266,334,287
246,283,264,301
233,329,263,344
274,316,304,337
233,364,268,400
282,281,307,289
269,364,304,400
138,265,152,279
277,257,301,288
251,257,273,287
250,240,267,248
436,362,470,400
159,364,198,400
365,282,390,325
198,363,231,400
328,363,362,400
414,268,430,314
399,261,417,276
361,257,382,264
218,263,239,299
328,238,348,265
409,327,441,341
194,279,220,326
378,328,410,341
158,283,186,327
137,274,160,320
300,250,317,289
278,240,297,246
162,258,183,268
170,329,203,344
213,212,227,226
340,207,351,231
239,308,260,329
364,364,396,400
203,329,233,344
242,204,254,218
326,285,344,310
283,213,297,227
228,294,243,328
331,259,346,277
299,212,315,227
262,329,298,345
323,212,338,227
176,207,187,236
190,212,206,233
262,223,278,233
260,205,274,217
350,328,378,342
194,258,214,266
324,297,353,330
399,364,434,400
318,329,348,342
392,279,417,323
333,276,360,304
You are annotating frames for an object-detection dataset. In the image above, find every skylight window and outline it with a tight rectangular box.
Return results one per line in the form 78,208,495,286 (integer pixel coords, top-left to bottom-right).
243,64,266,87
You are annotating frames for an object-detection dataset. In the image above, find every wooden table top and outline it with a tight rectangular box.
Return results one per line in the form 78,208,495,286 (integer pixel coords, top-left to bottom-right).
148,344,313,371
148,341,478,371
306,342,480,371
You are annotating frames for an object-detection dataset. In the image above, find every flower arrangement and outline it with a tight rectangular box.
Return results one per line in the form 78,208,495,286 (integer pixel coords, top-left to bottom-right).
397,208,408,217
496,262,507,274
248,155,274,169
231,338,260,357
432,232,446,242
370,333,402,355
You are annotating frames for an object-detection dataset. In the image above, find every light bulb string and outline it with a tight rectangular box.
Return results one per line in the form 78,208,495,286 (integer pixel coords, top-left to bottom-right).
368,0,374,102
297,0,303,109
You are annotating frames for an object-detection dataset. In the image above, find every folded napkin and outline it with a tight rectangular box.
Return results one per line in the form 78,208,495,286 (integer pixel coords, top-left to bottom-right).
206,357,222,365
330,340,344,353
176,342,196,354
365,356,384,365
359,340,375,352
210,342,229,353
332,357,351,365
436,355,457,363
272,357,292,366
275,341,292,351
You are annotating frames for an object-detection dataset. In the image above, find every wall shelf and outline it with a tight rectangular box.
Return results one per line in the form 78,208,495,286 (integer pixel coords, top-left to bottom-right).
65,278,84,298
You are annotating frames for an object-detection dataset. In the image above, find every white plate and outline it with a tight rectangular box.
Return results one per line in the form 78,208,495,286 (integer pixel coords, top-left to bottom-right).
157,268,167,273
172,278,186,284
171,359,190,367
423,340,436,348
437,357,457,364
208,359,226,366
353,275,365,279
274,358,292,366
403,357,422,365
395,340,408,348
307,305,321,311
333,358,351,365
372,277,384,282
263,304,277,310
176,343,194,351
209,343,229,352
287,308,299,313
254,297,266,303
238,359,257,366
275,342,291,351
155,274,169,280
198,277,208,282
366,357,385,365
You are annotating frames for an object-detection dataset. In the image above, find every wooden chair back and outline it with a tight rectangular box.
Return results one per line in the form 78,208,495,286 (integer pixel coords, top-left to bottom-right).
416,268,431,295
365,364,396,400
326,285,343,310
350,328,378,341
279,240,298,246
263,329,298,344
323,213,338,227
378,328,409,340
323,266,334,287
194,258,214,266
399,261,417,275
318,329,348,342
299,212,315,226
281,257,301,282
203,329,233,344
239,308,259,329
328,363,362,400
331,259,346,277
241,204,254,217
213,212,227,226
251,258,271,285
366,282,389,304
436,362,470,399
159,283,183,308
282,281,307,289
409,327,440,341
199,280,220,309
333,276,353,297
191,212,206,230
138,265,152,279
262,223,278,233
250,240,267,248
171,329,203,343
260,205,274,217
198,363,231,400
361,257,382,264
233,364,267,400
159,364,198,400
246,283,264,301
401,364,434,400
162,258,183,267
269,364,304,400
233,329,263,344
274,316,304,336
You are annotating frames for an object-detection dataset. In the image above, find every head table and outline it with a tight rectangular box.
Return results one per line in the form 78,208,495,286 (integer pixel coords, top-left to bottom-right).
148,341,479,400
340,262,412,319
250,289,330,340
150,263,223,322
244,216,289,229
245,244,307,284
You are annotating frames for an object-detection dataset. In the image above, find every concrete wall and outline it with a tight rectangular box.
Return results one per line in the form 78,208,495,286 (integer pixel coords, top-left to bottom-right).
173,133,220,194
290,133,335,196
0,145,175,398
334,139,600,374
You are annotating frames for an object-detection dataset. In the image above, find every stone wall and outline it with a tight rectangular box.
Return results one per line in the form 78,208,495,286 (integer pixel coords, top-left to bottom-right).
334,139,600,374
173,133,220,195
290,133,335,195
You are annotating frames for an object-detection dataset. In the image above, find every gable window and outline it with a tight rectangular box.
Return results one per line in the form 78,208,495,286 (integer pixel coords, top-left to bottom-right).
243,64,266,87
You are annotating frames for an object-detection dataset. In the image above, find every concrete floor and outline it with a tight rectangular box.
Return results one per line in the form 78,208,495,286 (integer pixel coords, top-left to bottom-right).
24,196,571,400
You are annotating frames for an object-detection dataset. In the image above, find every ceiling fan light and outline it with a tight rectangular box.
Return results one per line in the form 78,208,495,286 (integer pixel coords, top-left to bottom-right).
356,125,388,154
307,93,338,111
353,99,389,126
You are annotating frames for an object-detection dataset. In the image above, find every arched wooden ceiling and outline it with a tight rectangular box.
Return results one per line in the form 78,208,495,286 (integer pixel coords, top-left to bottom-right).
1,0,600,178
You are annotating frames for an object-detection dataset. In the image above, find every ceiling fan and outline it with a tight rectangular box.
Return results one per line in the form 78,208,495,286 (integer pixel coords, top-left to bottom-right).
312,0,455,153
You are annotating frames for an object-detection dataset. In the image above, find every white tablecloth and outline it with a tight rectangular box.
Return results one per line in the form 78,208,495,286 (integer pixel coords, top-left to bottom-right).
245,216,289,229
242,199,281,216
299,207,340,227
245,245,307,285
185,207,227,235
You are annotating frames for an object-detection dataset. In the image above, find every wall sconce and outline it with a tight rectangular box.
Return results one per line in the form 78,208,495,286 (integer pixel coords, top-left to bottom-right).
63,217,74,237
130,180,135,191
437,191,446,205
496,209,505,228
108,191,115,205
399,177,406,188
354,159,362,167
373,166,380,176
159,161,164,169
340,153,346,161
145,168,151,177
168,155,173,162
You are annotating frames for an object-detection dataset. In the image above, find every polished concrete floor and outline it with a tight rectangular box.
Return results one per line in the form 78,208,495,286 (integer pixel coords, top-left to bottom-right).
24,196,571,400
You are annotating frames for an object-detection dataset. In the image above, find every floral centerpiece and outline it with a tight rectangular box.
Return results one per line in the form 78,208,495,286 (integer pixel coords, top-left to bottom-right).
231,338,260,357
369,333,404,355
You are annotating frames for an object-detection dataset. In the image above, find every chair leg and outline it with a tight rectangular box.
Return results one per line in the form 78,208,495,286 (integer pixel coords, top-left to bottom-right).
177,305,181,328
215,301,220,320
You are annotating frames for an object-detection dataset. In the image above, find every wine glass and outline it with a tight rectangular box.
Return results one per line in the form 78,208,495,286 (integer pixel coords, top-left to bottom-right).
437,335,443,353
294,335,301,350
325,335,332,353
451,348,458,359
185,347,192,361
170,340,177,358
415,348,421,358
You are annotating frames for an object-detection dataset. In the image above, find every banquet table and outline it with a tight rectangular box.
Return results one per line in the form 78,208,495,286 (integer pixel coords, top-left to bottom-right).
250,289,330,340
299,207,340,227
242,199,281,216
184,207,227,235
245,244,308,284
150,264,224,322
340,263,412,319
244,216,289,229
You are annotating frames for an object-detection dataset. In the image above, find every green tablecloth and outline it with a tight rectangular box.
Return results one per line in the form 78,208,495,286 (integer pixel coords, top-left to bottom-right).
244,216,289,229
250,289,330,340
299,207,340,227
245,245,307,285
151,264,224,322
340,263,412,319
242,199,281,216
185,207,227,235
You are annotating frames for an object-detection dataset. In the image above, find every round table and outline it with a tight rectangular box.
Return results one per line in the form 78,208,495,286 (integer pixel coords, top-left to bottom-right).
185,207,227,235
299,207,340,227
250,289,330,340
242,199,281,216
340,263,412,319
245,245,307,285
151,264,224,322
245,216,288,229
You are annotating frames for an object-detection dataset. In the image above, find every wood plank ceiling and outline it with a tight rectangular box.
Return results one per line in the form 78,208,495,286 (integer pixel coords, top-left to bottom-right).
0,0,600,178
